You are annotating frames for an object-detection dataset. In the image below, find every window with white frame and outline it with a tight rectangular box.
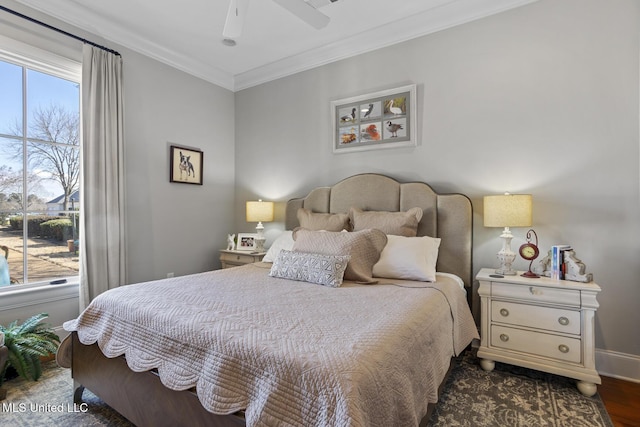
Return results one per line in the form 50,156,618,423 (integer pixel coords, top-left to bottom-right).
0,38,81,290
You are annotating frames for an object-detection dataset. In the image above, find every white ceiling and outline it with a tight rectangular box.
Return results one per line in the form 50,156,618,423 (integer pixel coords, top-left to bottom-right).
15,0,536,92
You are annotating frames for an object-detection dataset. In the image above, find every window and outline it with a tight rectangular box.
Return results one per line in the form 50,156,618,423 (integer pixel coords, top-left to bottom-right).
0,38,81,290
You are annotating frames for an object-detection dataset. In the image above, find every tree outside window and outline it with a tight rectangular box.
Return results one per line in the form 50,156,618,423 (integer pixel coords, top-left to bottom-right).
0,58,80,288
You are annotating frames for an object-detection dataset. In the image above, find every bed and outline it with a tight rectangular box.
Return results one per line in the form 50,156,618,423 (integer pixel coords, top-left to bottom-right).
58,173,478,427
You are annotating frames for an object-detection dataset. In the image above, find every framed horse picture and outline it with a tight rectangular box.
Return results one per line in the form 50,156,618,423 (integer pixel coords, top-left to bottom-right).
170,145,203,185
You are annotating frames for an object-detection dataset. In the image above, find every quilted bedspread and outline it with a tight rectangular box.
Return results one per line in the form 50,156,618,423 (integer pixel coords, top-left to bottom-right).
64,263,478,427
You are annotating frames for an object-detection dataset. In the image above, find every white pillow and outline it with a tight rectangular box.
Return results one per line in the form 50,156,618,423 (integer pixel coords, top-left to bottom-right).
263,230,294,262
373,235,441,282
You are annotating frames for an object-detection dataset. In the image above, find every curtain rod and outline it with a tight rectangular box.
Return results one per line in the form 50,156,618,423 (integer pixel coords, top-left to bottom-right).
0,5,121,56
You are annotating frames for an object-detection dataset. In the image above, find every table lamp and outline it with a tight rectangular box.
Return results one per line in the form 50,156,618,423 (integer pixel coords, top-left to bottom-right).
246,199,274,252
483,193,532,275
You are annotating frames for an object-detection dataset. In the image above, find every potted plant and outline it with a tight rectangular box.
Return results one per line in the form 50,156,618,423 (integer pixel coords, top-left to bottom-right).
0,313,60,388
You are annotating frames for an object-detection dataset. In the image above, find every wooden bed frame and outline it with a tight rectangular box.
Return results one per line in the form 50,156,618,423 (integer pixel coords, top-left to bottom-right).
65,173,473,427
70,333,456,426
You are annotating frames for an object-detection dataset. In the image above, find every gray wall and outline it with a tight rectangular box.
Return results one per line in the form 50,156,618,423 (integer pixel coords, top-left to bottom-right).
235,0,640,357
122,48,235,283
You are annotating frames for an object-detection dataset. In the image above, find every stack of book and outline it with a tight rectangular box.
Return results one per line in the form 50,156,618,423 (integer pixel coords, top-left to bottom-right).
551,245,572,280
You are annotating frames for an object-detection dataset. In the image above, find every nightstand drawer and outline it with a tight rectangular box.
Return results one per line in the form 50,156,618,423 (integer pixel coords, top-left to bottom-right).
491,325,581,364
492,282,580,306
220,252,258,265
491,301,581,335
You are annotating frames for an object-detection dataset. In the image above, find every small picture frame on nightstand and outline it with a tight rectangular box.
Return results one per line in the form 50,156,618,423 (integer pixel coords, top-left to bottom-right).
236,233,257,251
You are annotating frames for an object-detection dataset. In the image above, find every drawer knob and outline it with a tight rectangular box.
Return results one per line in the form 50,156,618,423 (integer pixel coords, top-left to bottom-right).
558,316,569,326
529,286,543,295
500,334,509,342
558,344,570,353
499,308,509,317
236,255,241,260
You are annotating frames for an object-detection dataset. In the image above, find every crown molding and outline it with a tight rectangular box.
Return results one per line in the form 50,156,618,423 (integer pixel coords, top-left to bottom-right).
14,0,236,90
234,0,538,91
15,0,537,92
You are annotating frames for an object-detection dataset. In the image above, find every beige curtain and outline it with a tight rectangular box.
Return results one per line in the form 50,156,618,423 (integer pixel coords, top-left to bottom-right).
79,44,126,309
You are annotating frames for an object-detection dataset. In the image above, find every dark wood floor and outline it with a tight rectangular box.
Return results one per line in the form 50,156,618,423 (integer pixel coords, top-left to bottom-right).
599,376,640,427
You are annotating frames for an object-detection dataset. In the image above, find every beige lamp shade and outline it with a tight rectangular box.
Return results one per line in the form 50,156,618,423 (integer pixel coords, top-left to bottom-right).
483,194,532,227
246,200,274,223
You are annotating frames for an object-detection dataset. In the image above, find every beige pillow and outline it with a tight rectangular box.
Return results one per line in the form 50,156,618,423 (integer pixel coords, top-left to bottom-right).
349,207,423,237
297,208,350,231
292,228,387,284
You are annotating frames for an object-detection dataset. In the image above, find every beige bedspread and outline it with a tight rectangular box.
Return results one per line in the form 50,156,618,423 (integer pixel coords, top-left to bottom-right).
64,263,478,427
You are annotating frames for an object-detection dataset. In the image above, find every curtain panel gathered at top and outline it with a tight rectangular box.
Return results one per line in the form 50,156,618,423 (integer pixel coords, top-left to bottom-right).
80,44,126,309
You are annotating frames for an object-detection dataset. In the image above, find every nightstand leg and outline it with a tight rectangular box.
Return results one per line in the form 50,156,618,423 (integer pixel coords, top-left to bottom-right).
577,381,597,397
480,358,495,372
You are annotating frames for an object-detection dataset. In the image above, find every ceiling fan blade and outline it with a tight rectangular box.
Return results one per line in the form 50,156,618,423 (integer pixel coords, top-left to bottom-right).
223,0,250,39
272,0,330,30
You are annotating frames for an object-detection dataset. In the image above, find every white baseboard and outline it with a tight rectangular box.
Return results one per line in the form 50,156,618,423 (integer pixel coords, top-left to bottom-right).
596,348,640,383
472,340,640,383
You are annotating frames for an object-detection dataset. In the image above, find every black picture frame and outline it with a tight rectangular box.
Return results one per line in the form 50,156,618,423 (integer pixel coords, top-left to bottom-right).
169,145,203,185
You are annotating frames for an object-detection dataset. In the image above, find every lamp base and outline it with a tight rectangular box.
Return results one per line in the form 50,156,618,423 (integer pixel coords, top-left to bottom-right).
255,222,266,252
255,236,266,253
495,227,517,276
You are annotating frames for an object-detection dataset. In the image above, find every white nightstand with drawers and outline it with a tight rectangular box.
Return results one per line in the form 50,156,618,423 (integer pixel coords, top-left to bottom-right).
476,268,601,397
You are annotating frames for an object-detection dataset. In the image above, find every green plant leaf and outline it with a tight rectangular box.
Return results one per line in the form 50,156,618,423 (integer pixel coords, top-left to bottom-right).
1,313,59,384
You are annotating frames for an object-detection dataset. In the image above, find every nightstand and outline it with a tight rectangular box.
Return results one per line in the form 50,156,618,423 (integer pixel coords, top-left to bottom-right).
476,268,601,397
219,250,266,269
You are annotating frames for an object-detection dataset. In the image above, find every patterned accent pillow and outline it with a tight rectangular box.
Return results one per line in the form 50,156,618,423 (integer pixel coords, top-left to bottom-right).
292,228,387,284
297,208,351,231
349,207,423,237
269,250,350,287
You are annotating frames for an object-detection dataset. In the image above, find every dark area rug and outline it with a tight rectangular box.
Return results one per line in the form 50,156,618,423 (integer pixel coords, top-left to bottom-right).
0,359,132,426
428,350,613,427
0,349,612,426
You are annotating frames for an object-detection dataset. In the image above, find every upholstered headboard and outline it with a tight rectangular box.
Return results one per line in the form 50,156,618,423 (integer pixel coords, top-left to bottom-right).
285,174,473,288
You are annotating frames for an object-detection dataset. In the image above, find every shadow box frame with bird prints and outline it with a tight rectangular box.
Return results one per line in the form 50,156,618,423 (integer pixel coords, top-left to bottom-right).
169,144,204,185
331,84,416,154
